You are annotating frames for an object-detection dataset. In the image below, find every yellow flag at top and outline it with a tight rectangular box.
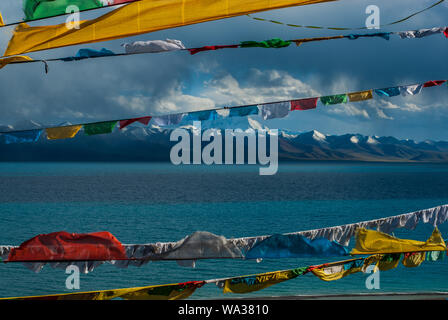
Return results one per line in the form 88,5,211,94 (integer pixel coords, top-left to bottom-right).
0,56,33,69
4,0,338,56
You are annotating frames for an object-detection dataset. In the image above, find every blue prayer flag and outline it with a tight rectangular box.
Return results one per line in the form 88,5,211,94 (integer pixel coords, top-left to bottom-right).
2,129,42,144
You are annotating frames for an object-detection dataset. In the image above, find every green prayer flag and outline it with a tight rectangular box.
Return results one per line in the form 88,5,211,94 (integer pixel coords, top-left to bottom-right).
240,38,291,48
290,267,308,276
83,121,117,136
319,94,348,105
23,0,105,21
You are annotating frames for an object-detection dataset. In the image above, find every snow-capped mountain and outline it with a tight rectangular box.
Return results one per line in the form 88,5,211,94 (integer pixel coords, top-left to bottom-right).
1,117,448,162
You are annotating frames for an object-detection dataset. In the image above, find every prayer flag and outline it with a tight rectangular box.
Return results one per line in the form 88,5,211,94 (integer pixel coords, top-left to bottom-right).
374,87,401,97
61,48,115,61
6,0,336,56
397,27,445,39
348,90,373,102
3,281,204,300
400,84,423,96
2,129,42,144
83,121,117,135
123,39,186,54
245,234,348,259
119,116,151,129
346,32,390,40
221,268,307,294
188,45,239,55
401,252,426,268
258,102,291,120
290,97,318,110
351,228,446,255
0,55,33,69
228,105,259,117
361,254,401,272
423,80,446,87
185,110,219,121
320,94,347,105
310,259,364,281
240,38,291,48
46,125,82,140
7,231,128,262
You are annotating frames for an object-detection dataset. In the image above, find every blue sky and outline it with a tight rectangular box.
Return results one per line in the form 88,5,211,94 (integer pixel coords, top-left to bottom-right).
0,0,447,141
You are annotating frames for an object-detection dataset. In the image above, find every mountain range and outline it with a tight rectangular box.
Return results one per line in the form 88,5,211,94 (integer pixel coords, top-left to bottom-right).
1,118,448,162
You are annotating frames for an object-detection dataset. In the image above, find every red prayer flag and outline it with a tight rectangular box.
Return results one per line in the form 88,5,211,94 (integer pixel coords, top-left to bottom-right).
119,116,152,129
188,45,239,55
423,80,446,88
290,98,318,111
444,28,448,38
8,231,128,262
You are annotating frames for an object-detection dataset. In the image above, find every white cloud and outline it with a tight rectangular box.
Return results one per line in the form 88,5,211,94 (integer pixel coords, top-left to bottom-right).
375,107,394,120
374,99,400,110
327,103,370,119
112,84,216,115
402,102,423,112
371,99,423,113
111,68,320,115
201,69,319,106
113,95,150,113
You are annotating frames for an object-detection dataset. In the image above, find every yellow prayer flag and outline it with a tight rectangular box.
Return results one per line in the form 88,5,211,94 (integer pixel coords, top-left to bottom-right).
0,287,136,300
348,90,373,102
351,227,446,255
46,125,82,140
0,55,33,69
120,284,199,300
361,254,401,272
0,12,4,27
223,269,303,294
0,282,203,300
4,0,338,56
311,263,362,281
401,252,426,268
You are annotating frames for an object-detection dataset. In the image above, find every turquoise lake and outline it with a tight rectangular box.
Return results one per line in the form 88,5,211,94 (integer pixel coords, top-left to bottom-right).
0,162,447,299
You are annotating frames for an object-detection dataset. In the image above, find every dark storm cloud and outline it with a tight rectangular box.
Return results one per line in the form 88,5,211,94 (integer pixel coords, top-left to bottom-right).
0,52,196,126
